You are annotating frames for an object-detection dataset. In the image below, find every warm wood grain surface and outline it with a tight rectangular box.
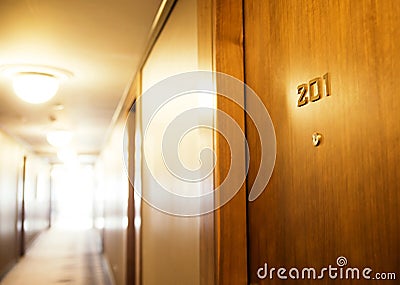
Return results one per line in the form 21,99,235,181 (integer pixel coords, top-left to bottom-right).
213,0,248,284
197,0,216,284
245,0,400,284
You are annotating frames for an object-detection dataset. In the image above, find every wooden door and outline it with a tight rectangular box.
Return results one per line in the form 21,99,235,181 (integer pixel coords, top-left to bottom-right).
244,0,400,284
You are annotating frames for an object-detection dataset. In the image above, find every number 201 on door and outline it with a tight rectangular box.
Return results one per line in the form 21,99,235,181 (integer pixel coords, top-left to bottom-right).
297,73,331,107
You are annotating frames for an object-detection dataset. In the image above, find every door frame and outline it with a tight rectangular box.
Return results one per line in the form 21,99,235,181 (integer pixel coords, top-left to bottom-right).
198,0,248,284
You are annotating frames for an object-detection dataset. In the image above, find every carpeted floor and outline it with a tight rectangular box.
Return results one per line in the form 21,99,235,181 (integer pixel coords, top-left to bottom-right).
0,228,112,285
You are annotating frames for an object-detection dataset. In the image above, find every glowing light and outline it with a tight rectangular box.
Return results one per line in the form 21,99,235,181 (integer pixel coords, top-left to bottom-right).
122,216,129,229
57,148,79,166
47,130,72,147
95,217,105,229
12,72,59,104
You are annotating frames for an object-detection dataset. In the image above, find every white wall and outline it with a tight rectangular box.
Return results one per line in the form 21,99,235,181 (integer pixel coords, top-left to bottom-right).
140,0,213,284
95,122,129,285
0,130,51,277
0,131,24,277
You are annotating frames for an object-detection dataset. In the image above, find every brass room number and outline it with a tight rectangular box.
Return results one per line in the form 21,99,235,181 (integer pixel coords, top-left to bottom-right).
297,73,331,107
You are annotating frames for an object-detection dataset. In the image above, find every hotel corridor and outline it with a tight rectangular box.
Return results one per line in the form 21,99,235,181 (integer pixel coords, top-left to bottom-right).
0,228,111,285
0,0,399,284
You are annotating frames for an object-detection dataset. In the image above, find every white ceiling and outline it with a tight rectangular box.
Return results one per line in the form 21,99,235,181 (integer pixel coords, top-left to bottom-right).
0,0,162,163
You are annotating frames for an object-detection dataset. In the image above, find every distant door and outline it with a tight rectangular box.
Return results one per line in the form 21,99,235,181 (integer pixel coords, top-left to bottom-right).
244,1,400,284
18,156,26,257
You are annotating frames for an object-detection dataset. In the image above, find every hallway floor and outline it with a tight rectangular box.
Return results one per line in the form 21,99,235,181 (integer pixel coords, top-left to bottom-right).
0,228,112,285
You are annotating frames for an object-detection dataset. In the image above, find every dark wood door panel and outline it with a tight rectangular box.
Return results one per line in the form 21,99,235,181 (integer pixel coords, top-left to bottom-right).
245,0,400,284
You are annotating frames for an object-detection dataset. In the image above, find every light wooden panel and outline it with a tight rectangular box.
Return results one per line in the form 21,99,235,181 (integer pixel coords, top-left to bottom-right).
126,75,141,285
197,1,216,285
244,0,400,284
212,0,248,284
140,0,203,284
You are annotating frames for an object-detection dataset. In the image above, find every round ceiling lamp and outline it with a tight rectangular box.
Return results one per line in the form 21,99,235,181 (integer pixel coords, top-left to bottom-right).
1,64,73,104
46,130,73,147
13,72,59,104
57,148,78,165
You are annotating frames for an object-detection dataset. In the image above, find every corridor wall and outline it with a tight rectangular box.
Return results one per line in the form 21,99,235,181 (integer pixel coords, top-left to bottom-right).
89,1,400,284
95,122,129,285
23,156,51,249
139,0,213,284
0,131,24,278
0,130,51,278
95,0,215,284
244,1,400,283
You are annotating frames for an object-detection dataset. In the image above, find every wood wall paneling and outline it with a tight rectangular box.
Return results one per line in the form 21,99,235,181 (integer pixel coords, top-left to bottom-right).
126,75,141,285
244,0,400,284
197,0,215,284
140,1,203,284
212,0,248,284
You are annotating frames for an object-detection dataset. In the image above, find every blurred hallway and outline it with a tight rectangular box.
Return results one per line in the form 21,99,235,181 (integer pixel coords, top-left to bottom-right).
0,228,111,285
0,0,399,284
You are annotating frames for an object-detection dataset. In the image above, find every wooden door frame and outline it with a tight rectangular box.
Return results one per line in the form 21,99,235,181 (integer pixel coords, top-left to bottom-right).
18,155,27,257
198,0,248,284
125,76,142,285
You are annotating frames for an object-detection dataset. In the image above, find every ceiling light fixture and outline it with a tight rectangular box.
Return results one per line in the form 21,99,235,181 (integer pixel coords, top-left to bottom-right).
46,130,72,147
1,64,73,104
53,103,65,111
57,148,78,164
13,72,59,104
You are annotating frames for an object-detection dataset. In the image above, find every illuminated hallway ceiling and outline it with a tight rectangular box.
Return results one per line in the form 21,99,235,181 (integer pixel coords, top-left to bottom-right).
0,0,162,163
